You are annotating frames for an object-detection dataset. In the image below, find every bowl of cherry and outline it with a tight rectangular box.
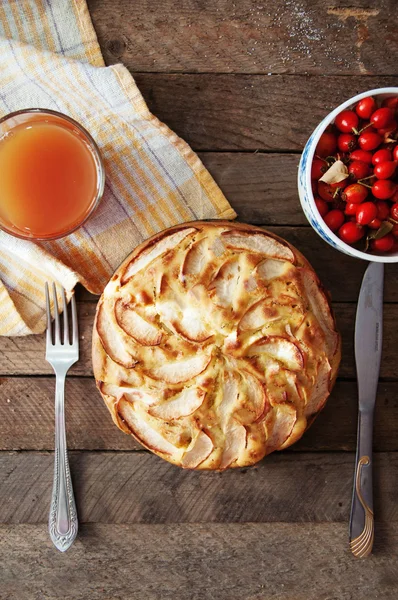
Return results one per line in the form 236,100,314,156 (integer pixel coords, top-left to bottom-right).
298,88,398,262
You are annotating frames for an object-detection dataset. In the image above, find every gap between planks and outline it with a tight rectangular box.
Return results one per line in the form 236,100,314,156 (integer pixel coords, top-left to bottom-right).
1,377,398,452
0,451,397,524
3,301,398,377
2,523,398,600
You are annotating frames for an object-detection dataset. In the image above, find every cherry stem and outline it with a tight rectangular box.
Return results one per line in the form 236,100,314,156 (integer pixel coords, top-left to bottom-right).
358,182,373,189
358,122,374,135
358,175,376,186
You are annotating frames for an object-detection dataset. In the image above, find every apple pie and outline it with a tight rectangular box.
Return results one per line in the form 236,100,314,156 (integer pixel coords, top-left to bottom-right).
93,221,341,469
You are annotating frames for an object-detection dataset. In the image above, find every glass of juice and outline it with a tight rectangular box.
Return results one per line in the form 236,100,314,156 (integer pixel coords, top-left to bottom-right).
0,108,105,240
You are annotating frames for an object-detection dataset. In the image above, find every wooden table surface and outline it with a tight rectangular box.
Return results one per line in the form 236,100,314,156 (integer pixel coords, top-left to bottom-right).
1,1,398,598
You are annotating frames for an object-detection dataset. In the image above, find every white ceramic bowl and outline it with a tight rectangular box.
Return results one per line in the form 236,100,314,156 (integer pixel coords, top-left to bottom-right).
298,87,398,263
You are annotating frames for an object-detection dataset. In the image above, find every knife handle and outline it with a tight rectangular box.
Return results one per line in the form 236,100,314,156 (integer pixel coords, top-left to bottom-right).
349,409,374,558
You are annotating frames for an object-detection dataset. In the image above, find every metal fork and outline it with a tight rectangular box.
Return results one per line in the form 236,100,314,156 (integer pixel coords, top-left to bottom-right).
45,283,79,552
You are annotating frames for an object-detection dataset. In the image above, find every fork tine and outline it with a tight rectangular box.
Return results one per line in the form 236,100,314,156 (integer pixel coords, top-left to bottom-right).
45,282,53,346
71,291,78,344
61,287,69,345
52,283,61,345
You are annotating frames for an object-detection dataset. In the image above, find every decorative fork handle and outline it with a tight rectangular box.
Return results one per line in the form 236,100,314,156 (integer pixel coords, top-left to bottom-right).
349,409,374,558
49,374,78,552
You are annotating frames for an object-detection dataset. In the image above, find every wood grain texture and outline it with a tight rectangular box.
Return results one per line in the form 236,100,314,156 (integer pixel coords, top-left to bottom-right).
1,523,398,600
200,152,308,224
1,377,398,452
1,451,398,524
133,74,398,151
88,0,397,76
2,301,398,376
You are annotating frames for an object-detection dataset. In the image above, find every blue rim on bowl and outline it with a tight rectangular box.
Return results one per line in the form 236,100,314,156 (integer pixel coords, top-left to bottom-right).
298,87,398,263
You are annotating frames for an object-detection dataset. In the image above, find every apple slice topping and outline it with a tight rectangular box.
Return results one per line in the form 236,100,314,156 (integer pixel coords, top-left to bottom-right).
249,336,304,371
174,309,211,342
147,351,212,384
100,382,158,406
182,430,213,468
96,301,136,368
156,282,210,342
219,420,247,469
149,387,205,420
209,236,226,257
304,359,331,417
219,371,240,423
256,258,292,281
209,259,240,307
265,402,297,452
239,370,268,422
299,268,339,356
118,399,182,457
115,299,163,346
221,230,294,262
181,238,209,278
239,299,280,332
122,228,196,283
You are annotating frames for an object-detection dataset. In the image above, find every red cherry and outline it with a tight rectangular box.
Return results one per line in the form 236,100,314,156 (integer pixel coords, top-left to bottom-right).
324,209,345,232
317,181,335,202
338,222,365,244
345,202,358,215
311,179,318,195
390,188,398,203
382,97,398,112
374,161,396,180
372,180,397,200
315,197,329,217
356,97,376,120
377,119,397,136
390,203,398,221
338,133,357,153
330,178,348,190
356,202,377,225
393,145,398,162
342,183,368,204
335,110,359,133
375,201,390,220
359,123,377,135
368,218,382,230
350,149,373,164
316,132,337,157
358,131,382,151
371,234,395,253
311,157,328,180
391,223,398,238
371,107,394,129
348,160,370,180
372,148,392,165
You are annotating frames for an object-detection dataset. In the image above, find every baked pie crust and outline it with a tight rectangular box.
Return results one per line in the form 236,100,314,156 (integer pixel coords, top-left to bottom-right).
93,221,341,469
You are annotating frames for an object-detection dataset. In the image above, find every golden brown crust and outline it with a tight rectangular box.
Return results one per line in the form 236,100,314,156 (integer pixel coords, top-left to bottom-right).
92,221,341,469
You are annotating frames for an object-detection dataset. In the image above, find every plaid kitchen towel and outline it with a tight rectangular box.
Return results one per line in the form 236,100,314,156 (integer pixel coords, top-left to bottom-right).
0,0,236,335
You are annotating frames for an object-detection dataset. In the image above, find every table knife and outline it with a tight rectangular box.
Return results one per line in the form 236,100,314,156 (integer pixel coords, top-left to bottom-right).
349,261,384,558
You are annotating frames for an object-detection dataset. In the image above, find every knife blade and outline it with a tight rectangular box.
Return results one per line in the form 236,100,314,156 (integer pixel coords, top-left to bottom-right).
349,261,384,558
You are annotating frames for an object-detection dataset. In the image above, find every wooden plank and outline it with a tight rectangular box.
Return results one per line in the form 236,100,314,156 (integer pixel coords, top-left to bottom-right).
132,74,398,151
200,152,308,225
0,377,397,452
89,0,397,76
0,452,397,524
2,300,398,376
1,523,398,600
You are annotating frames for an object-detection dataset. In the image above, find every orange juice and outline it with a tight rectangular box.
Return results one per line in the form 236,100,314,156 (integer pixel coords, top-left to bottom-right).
0,111,103,239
